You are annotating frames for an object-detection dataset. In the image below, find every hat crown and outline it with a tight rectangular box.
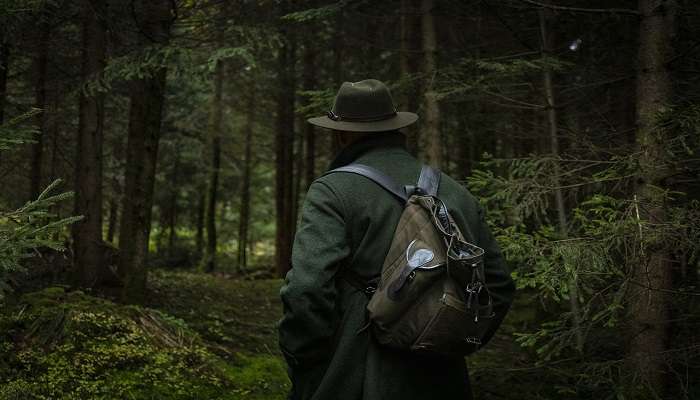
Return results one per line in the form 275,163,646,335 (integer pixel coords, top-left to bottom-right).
331,79,397,121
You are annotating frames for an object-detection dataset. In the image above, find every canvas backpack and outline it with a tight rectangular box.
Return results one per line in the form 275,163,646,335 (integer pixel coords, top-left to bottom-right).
326,163,495,357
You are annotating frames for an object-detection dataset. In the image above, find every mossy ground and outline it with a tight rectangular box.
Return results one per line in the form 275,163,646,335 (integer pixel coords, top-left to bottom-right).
0,269,567,400
0,271,289,400
145,270,282,357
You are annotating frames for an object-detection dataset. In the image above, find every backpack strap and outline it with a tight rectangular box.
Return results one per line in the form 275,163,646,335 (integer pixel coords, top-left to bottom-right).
404,165,441,197
417,165,441,196
339,269,380,297
324,163,441,297
325,164,441,202
324,164,408,203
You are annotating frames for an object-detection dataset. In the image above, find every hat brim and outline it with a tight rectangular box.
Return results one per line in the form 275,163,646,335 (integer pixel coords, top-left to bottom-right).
307,112,418,132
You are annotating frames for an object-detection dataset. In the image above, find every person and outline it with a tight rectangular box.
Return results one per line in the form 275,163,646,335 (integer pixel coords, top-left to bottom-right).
278,79,515,400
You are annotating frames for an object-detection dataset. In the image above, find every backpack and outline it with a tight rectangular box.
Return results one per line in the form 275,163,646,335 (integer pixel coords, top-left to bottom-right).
326,163,495,357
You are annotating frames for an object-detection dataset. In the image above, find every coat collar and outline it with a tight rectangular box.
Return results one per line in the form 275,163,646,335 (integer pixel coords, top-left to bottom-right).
328,131,407,170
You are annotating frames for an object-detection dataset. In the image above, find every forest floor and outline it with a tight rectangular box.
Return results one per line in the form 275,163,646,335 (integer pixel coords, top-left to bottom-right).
0,269,537,400
0,270,290,400
146,270,284,358
145,270,536,398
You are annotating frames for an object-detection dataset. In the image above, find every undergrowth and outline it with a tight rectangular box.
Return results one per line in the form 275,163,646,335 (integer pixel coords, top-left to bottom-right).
0,275,289,400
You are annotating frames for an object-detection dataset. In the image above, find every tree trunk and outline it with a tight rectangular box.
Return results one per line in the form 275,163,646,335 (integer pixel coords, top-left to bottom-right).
400,0,421,155
302,42,317,190
304,119,316,190
48,96,61,242
0,33,8,124
275,21,297,278
155,209,167,254
238,91,254,272
201,60,224,273
73,2,106,288
106,197,118,243
628,0,677,394
29,20,50,201
167,156,179,258
538,7,584,354
292,113,304,226
330,10,344,155
456,5,480,179
333,11,343,87
118,0,173,303
106,138,123,245
196,190,205,259
49,96,59,182
421,0,441,168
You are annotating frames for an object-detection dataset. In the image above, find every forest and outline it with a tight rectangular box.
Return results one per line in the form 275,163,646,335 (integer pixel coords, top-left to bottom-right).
0,0,698,399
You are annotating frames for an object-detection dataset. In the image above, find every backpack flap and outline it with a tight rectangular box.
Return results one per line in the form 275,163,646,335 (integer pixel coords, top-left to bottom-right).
368,196,448,341
411,277,493,355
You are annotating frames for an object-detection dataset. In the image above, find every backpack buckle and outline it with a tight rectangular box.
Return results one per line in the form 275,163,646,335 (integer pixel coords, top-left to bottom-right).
465,282,483,315
465,336,482,345
465,281,483,294
404,185,425,197
364,285,377,295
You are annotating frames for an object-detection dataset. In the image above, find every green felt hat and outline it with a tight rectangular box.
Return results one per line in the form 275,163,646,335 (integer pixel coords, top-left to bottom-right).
308,79,418,132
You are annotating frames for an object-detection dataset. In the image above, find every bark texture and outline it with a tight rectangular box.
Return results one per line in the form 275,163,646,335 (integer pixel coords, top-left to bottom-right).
196,190,205,259
73,2,106,288
302,42,316,190
421,0,442,168
237,92,254,272
106,198,118,243
274,20,297,278
167,153,179,257
538,6,583,353
202,60,224,273
0,32,8,124
330,10,344,155
118,0,173,303
400,0,422,156
29,19,50,201
628,0,677,394
455,5,481,179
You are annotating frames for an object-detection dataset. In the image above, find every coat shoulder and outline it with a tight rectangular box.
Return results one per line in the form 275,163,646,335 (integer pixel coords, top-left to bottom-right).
438,172,481,212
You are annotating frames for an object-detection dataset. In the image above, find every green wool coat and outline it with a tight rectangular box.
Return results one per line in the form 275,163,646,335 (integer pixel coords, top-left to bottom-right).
278,132,515,400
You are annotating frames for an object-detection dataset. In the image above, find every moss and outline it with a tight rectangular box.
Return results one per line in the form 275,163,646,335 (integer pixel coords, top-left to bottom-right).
146,270,284,355
218,354,290,400
0,281,289,400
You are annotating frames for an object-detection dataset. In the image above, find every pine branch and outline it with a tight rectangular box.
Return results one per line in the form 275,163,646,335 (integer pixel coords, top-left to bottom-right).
517,0,640,16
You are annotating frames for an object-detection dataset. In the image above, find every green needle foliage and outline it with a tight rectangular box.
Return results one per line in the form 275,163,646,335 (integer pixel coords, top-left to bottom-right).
0,109,39,151
467,105,700,397
0,179,82,299
0,111,82,302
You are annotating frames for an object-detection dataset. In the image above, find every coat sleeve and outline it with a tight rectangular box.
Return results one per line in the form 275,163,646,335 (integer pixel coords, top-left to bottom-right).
278,180,350,370
476,204,516,347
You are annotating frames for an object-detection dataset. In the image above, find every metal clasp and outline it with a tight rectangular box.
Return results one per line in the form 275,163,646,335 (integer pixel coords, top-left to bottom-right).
465,282,483,294
465,336,482,345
